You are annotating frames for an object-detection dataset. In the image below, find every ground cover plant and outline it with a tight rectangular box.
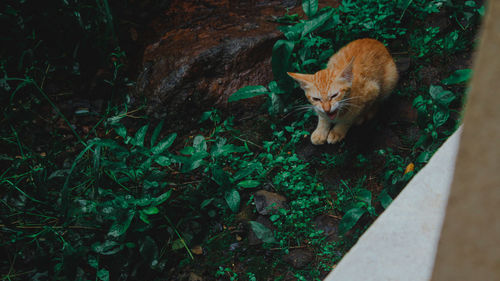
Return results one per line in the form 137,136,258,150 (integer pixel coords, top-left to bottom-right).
1,0,482,280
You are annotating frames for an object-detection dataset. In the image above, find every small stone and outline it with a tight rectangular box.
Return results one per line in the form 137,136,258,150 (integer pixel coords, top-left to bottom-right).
254,190,288,215
283,249,315,269
190,245,203,255
314,215,340,241
188,272,203,281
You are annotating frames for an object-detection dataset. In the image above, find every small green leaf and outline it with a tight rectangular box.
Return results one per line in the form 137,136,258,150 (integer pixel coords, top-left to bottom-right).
142,206,159,215
150,120,164,147
229,85,269,102
97,268,109,281
433,110,450,127
152,133,177,154
338,207,366,235
114,124,127,139
132,125,149,147
193,135,207,152
378,190,393,209
92,240,122,255
212,166,232,188
249,221,277,244
237,180,260,189
465,1,475,7
302,0,318,18
88,255,98,269
478,5,485,16
180,153,208,173
225,189,240,213
429,85,455,105
139,211,150,224
416,151,433,164
442,69,472,85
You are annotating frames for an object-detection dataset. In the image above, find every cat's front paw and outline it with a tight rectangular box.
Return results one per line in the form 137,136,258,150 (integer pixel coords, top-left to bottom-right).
311,129,328,145
327,129,346,144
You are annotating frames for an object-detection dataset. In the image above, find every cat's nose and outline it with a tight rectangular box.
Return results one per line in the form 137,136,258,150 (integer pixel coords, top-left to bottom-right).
322,103,331,113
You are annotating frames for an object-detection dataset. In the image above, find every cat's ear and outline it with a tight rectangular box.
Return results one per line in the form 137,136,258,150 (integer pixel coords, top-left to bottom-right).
287,72,313,90
339,57,355,84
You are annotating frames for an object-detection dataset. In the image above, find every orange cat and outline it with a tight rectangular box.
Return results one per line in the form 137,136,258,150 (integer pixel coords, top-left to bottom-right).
288,38,398,145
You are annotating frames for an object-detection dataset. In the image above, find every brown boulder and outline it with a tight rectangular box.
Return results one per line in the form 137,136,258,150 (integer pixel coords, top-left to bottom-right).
136,0,298,120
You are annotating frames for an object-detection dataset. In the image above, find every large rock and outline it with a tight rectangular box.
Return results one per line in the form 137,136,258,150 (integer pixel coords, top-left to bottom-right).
136,0,298,120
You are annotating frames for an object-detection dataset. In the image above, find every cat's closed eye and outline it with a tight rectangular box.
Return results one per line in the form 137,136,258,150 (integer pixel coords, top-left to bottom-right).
329,93,339,99
312,97,321,102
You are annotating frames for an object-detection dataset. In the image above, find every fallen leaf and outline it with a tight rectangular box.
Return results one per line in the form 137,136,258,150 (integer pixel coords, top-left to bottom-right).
404,163,415,174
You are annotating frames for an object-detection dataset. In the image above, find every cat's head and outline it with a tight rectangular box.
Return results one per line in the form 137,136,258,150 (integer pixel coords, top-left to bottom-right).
288,61,353,120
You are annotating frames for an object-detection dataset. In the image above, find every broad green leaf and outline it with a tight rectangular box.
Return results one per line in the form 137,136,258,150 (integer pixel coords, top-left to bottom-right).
212,166,232,188
355,189,372,205
338,207,366,235
442,69,472,85
152,133,177,154
92,240,122,255
378,189,393,209
153,190,172,206
268,92,284,115
132,124,149,147
108,209,135,238
211,140,246,158
228,85,268,102
301,9,334,38
433,110,450,127
249,221,277,244
302,0,318,18
237,180,260,189
150,120,164,147
233,163,260,180
97,269,109,281
154,155,172,166
278,23,305,41
272,40,295,81
225,189,240,213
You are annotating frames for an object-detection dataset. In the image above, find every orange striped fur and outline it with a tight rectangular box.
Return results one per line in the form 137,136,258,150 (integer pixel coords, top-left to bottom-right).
288,38,398,145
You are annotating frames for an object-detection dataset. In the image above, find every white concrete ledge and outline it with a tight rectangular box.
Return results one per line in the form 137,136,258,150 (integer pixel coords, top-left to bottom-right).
325,127,462,281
